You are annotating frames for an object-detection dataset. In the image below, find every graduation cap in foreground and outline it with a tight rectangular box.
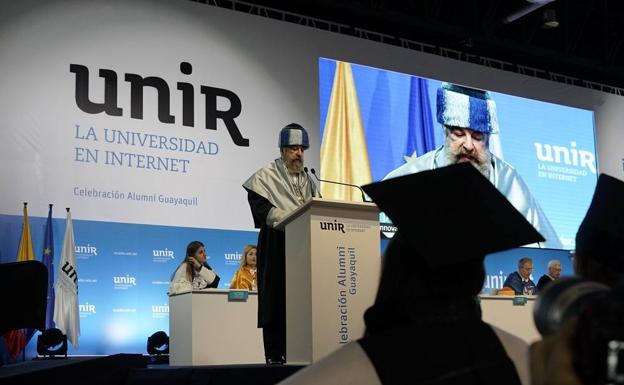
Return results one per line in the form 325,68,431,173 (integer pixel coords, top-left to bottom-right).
576,173,624,271
363,163,545,270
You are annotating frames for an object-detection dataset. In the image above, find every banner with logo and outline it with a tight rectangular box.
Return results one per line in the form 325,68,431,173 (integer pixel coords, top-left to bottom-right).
0,0,321,356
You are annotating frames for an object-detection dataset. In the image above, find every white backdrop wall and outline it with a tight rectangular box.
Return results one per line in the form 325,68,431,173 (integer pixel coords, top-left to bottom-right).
1,0,623,355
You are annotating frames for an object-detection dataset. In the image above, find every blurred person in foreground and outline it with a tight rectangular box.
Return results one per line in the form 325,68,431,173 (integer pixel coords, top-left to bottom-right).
280,162,545,385
531,174,624,385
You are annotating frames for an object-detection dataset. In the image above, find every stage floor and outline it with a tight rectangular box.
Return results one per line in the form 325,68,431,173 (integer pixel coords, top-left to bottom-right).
0,355,304,385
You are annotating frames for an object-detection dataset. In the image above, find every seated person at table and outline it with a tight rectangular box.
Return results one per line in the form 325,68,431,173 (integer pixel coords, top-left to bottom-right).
169,241,220,295
536,259,562,293
279,163,545,385
230,244,258,290
503,257,537,295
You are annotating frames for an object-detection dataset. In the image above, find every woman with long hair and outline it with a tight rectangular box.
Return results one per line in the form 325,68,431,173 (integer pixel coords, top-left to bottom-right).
229,244,258,290
169,240,220,295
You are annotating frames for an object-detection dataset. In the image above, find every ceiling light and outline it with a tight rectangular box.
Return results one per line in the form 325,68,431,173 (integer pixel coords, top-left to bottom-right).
542,9,559,29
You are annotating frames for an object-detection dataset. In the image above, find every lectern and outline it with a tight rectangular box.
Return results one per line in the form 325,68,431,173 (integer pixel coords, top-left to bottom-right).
277,198,381,364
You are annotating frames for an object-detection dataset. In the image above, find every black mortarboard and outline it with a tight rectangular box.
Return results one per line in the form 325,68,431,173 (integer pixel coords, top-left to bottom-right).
363,163,545,269
576,173,624,271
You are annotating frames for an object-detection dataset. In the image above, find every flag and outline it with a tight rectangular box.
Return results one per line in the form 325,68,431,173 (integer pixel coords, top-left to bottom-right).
404,77,436,162
53,209,80,347
16,203,35,262
3,203,36,358
320,62,372,201
42,204,55,330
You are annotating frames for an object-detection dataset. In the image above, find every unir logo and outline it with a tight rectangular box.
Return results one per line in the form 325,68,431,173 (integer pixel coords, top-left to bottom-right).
319,219,346,234
70,61,249,146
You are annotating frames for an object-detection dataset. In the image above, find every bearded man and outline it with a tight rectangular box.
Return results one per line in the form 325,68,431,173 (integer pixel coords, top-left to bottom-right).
243,123,319,365
385,83,561,249
384,83,563,249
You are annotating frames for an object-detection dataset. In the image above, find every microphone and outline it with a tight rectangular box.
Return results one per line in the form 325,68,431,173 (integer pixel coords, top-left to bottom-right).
310,168,369,202
304,167,322,198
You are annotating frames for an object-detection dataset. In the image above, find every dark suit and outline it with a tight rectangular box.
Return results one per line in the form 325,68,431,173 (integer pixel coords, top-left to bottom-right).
536,274,554,293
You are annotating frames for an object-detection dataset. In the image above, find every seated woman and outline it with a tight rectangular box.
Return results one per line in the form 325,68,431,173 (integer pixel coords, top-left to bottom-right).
169,241,220,295
229,245,257,290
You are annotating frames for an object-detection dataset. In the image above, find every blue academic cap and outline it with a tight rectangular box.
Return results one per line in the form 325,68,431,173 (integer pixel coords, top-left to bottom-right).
437,83,499,134
278,123,309,149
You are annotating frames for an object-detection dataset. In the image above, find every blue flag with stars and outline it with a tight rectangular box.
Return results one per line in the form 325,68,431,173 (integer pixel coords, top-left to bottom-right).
405,77,436,161
42,204,55,329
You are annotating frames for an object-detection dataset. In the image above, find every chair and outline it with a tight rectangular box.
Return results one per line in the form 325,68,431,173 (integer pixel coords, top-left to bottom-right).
0,260,48,335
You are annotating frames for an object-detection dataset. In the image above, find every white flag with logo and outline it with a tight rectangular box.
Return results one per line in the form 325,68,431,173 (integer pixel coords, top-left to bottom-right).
53,210,80,347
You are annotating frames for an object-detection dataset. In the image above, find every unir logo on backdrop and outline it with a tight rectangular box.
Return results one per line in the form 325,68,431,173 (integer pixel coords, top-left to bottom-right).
70,62,249,146
113,274,137,289
75,243,98,260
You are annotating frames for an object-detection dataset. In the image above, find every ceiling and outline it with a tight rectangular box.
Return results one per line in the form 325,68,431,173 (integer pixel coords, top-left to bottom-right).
194,0,624,92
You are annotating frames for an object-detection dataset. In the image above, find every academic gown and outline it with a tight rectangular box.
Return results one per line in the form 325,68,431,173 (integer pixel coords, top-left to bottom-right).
245,189,287,326
242,159,317,327
384,146,563,249
503,271,537,295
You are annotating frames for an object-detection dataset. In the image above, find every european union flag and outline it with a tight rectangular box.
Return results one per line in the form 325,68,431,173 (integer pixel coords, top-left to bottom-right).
405,77,436,161
42,204,55,329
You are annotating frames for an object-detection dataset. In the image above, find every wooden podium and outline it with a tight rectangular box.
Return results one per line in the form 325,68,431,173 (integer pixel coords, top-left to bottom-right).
277,198,381,364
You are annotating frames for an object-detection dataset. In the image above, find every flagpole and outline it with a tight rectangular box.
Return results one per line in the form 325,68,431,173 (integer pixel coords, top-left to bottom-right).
22,201,27,363
43,203,55,331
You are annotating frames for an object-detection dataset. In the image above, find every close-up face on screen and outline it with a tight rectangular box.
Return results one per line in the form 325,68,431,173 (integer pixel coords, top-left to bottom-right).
319,58,598,252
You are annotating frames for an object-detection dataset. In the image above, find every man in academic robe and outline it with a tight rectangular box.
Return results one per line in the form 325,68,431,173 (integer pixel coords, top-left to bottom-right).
385,82,561,249
242,123,318,364
504,257,538,295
